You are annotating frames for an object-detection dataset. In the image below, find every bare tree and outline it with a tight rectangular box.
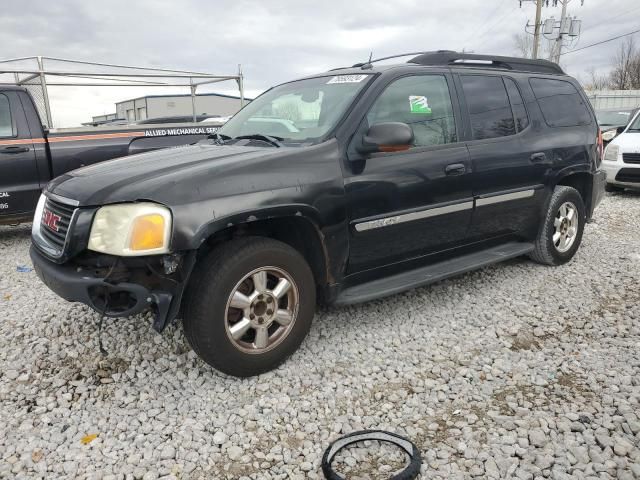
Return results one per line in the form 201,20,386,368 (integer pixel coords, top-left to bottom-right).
583,66,611,90
629,49,640,89
514,33,534,58
609,37,638,90
512,34,553,60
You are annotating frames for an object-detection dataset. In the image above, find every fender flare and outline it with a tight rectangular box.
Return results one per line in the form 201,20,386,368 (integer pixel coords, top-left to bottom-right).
188,203,325,250
552,164,593,188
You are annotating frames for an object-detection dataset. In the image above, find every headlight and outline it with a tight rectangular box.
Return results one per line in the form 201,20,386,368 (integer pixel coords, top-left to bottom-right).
88,203,172,256
602,129,617,142
603,144,620,162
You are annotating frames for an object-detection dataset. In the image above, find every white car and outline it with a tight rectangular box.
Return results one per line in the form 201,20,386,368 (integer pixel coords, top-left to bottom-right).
602,110,640,191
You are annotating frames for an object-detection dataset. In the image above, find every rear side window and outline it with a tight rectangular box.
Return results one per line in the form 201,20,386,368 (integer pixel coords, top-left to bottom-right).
461,75,516,140
0,94,14,137
529,78,591,127
504,78,529,132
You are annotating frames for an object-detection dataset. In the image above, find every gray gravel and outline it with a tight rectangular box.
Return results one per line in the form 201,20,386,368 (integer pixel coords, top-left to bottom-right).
1,191,639,479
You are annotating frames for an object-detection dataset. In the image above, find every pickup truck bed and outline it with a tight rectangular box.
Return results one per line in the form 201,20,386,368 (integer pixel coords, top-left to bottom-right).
0,86,223,224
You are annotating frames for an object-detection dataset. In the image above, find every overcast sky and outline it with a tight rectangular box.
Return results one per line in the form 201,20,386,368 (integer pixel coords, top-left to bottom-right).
1,0,638,127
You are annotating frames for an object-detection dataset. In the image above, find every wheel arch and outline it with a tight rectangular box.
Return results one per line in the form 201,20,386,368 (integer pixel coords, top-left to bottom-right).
553,167,593,214
191,206,332,296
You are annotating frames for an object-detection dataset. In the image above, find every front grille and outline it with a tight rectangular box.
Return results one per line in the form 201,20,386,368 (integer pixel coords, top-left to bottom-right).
40,197,76,252
622,152,640,164
615,168,640,184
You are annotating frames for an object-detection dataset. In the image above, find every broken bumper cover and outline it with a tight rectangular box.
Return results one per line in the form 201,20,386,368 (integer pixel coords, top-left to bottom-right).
30,245,182,332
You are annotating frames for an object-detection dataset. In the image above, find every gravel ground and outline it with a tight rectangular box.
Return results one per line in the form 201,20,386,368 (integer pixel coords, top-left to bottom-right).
0,192,639,480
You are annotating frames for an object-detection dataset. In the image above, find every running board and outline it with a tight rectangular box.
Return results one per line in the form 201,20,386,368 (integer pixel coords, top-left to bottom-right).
335,242,534,306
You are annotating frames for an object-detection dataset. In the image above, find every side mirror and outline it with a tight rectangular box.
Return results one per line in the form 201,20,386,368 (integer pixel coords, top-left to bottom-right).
617,125,626,134
356,122,414,154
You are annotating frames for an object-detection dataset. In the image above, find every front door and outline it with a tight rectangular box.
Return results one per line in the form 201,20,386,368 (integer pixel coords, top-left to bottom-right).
344,74,473,274
0,91,39,219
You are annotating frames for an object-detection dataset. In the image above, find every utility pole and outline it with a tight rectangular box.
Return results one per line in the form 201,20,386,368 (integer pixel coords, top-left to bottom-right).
521,0,584,62
543,0,584,63
556,0,569,60
520,0,546,59
532,0,543,59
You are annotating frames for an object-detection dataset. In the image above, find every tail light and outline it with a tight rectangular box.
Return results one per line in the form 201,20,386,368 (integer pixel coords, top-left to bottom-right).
596,128,604,166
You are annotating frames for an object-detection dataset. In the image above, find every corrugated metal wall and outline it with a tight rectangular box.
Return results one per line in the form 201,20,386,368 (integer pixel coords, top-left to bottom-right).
585,90,640,110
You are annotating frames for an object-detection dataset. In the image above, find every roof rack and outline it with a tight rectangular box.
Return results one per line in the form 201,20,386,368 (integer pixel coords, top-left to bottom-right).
409,51,564,74
350,50,564,75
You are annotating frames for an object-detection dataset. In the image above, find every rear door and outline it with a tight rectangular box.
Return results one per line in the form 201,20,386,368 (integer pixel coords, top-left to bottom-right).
457,73,549,242
0,91,40,219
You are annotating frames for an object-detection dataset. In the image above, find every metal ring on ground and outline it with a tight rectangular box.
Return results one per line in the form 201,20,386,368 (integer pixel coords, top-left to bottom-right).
321,430,422,480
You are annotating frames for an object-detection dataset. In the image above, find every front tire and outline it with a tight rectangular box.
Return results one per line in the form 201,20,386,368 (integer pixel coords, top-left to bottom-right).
529,186,586,266
183,237,316,377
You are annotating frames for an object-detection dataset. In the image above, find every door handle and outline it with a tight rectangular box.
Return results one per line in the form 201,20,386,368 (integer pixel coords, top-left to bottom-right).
530,152,548,164
1,146,30,154
445,163,466,176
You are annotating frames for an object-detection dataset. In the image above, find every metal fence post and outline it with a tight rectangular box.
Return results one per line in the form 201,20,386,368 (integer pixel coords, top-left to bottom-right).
238,64,245,108
190,79,197,123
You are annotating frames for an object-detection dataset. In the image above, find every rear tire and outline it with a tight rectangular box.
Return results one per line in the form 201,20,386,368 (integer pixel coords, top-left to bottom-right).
183,237,316,377
529,186,585,266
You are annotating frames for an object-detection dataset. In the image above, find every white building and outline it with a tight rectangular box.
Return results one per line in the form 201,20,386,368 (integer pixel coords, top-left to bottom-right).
114,92,250,122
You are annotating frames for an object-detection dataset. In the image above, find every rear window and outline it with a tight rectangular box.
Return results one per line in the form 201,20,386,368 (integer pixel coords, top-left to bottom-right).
461,75,516,140
0,94,14,137
529,78,592,127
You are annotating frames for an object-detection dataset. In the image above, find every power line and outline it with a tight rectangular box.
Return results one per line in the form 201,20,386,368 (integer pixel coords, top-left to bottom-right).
561,28,640,56
462,0,510,47
475,3,521,49
581,5,640,34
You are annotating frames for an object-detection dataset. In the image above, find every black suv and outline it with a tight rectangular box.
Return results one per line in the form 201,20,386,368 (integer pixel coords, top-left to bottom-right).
31,51,606,377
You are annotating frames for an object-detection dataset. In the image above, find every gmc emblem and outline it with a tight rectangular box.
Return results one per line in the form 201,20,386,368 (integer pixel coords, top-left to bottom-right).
42,209,61,232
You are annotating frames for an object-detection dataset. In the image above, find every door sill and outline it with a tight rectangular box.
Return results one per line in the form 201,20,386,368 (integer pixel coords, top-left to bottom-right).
334,241,534,306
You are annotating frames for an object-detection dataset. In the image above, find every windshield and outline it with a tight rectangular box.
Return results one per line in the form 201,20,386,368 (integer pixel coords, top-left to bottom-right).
596,110,631,127
217,74,373,144
628,112,640,131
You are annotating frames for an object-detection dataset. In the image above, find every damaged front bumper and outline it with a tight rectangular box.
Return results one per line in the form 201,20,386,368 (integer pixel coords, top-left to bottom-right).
30,245,195,332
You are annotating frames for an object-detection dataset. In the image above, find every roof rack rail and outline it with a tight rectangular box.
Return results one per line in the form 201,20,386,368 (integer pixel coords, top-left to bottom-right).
349,50,563,75
408,51,564,75
352,51,453,68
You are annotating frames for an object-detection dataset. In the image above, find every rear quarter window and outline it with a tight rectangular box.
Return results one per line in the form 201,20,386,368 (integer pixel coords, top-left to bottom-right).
529,78,592,127
0,94,14,137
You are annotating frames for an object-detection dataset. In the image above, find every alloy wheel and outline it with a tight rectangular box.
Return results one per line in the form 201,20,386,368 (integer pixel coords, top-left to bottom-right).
224,266,299,354
553,201,578,253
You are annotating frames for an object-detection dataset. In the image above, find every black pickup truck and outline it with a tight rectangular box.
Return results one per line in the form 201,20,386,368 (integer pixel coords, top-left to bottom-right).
31,51,606,377
0,86,222,224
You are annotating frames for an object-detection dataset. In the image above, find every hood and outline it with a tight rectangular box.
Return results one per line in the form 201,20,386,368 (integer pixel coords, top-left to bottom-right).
600,123,626,130
48,142,281,206
609,130,640,152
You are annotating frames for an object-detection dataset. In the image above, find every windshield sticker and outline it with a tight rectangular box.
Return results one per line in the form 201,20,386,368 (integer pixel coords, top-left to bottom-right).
327,75,368,84
409,96,432,114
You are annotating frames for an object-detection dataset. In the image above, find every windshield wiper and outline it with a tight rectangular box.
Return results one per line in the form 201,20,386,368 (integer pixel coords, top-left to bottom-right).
232,134,283,147
208,132,232,145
